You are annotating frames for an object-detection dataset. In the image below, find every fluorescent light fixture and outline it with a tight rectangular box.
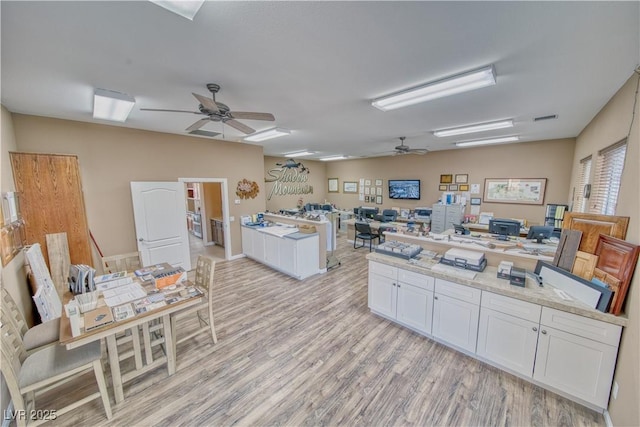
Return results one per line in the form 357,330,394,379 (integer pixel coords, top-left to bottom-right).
455,136,520,148
244,128,291,142
372,65,496,111
284,151,314,158
434,119,513,137
93,88,135,122
148,0,204,20
319,155,347,161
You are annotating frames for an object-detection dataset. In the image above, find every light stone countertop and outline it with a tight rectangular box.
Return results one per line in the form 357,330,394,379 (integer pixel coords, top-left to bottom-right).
366,252,627,327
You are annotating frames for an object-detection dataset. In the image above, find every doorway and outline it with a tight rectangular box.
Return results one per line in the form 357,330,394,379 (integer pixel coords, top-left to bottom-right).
179,177,231,266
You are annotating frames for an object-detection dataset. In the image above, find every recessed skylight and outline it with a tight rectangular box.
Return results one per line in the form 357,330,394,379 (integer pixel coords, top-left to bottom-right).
244,128,291,142
148,0,205,20
93,88,135,122
319,155,347,161
284,151,314,158
434,119,513,137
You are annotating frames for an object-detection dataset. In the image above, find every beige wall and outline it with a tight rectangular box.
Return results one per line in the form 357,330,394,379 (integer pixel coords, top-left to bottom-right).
10,114,267,261
263,156,328,212
572,73,640,426
324,138,575,225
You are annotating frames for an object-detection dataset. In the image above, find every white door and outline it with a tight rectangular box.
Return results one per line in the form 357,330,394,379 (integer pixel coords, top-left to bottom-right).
397,282,433,335
131,181,191,271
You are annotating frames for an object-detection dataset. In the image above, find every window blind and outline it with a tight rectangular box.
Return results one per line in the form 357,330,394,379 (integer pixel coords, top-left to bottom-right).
573,155,592,213
590,140,627,215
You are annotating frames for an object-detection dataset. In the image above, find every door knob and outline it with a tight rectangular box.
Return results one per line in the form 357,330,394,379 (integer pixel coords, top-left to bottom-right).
138,238,144,242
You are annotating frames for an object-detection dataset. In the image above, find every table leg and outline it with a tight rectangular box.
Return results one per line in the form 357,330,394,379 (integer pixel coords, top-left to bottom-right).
106,334,125,403
162,314,176,375
132,327,143,369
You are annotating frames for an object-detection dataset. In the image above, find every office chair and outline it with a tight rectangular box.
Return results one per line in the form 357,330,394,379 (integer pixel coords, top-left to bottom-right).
381,209,398,222
354,222,380,251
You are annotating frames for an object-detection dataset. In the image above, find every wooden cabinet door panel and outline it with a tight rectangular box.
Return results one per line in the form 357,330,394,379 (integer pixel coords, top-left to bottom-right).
562,212,629,254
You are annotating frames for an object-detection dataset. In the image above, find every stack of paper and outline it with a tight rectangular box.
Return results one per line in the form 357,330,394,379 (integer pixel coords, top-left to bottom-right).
69,264,97,294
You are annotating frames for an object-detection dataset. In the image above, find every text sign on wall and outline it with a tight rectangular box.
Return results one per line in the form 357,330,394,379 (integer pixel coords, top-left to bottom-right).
265,159,313,200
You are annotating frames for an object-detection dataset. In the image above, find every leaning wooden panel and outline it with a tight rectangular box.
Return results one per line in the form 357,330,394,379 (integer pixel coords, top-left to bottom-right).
10,153,92,267
594,235,640,315
46,232,71,298
562,212,629,254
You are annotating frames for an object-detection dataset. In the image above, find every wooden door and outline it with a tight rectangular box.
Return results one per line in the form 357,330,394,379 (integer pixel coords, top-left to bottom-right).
563,212,629,254
10,152,92,267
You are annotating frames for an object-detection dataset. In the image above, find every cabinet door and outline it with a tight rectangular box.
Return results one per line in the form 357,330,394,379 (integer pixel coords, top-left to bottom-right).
241,227,254,257
533,326,618,408
433,293,480,352
252,230,265,261
477,308,539,377
397,282,433,335
264,234,280,267
368,273,397,319
279,238,296,275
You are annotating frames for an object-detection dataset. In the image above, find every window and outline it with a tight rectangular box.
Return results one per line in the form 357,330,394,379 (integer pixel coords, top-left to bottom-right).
590,139,627,215
573,155,592,213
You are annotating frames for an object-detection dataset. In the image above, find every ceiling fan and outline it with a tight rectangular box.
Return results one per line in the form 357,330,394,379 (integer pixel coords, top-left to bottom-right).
140,83,275,134
392,137,428,155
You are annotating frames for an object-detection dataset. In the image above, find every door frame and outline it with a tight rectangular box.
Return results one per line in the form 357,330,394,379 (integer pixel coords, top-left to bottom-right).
178,177,231,261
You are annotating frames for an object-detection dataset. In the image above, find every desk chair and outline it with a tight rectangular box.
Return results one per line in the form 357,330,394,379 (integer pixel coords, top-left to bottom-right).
171,256,217,351
1,287,59,354
354,222,380,251
101,251,142,274
0,313,112,426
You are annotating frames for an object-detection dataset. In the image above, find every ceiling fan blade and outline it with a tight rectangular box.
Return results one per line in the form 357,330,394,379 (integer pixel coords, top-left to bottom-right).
192,93,219,113
140,108,203,114
225,119,255,135
185,118,211,132
230,111,275,121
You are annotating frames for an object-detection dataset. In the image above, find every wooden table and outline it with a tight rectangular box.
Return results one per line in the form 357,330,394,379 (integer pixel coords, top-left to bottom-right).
59,280,203,403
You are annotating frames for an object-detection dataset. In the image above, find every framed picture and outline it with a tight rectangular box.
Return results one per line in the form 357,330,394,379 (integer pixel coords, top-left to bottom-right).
438,184,448,191
375,179,383,186
328,178,339,193
376,187,382,195
484,178,547,205
440,174,453,184
343,181,358,193
364,187,370,195
455,174,469,184
365,195,370,203
471,197,482,205
376,195,383,204
365,179,371,186
449,184,459,191
459,184,469,191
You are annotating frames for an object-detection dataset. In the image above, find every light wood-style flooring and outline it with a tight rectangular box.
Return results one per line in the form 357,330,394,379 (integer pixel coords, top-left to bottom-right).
40,235,604,426
189,232,225,266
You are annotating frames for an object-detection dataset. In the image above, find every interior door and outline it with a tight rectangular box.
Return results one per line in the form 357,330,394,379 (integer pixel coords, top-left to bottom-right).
130,182,191,271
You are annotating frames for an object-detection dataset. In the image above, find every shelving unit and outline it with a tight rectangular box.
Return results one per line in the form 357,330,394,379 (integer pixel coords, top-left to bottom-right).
186,183,202,238
544,204,568,230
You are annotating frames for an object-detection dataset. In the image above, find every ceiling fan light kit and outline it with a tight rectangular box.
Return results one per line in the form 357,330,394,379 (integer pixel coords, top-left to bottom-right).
434,119,514,137
244,127,291,142
455,135,520,147
148,0,205,20
372,65,496,112
93,88,135,122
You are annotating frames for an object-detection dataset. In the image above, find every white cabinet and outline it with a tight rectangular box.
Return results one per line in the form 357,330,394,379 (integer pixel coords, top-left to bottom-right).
432,278,480,353
477,292,541,377
241,226,319,280
368,262,434,335
533,307,621,408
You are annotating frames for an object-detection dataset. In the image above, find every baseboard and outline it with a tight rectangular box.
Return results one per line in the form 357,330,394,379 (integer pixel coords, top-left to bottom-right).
603,410,613,427
229,253,246,261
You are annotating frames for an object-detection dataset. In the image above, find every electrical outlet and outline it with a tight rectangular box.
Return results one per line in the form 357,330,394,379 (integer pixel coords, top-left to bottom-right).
229,216,235,222
235,199,241,205
612,381,619,399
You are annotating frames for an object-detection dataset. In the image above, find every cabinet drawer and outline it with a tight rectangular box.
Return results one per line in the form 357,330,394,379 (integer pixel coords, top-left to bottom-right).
541,307,621,346
435,278,481,304
369,261,397,280
398,269,434,291
481,292,541,323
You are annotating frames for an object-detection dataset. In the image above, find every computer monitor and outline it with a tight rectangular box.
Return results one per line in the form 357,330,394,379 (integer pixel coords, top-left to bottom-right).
360,207,379,220
489,218,521,240
527,225,555,243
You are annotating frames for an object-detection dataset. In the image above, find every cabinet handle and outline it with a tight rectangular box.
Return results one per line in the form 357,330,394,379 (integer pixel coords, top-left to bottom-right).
532,327,538,332
541,330,547,335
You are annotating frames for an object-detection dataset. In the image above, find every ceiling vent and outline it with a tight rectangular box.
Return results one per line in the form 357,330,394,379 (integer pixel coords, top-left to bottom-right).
188,130,220,138
534,114,558,122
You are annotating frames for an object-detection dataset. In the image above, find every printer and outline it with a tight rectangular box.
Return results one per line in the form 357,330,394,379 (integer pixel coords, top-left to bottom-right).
414,207,432,220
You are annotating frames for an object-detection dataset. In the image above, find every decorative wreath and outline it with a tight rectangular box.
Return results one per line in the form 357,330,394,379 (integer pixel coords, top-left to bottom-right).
236,179,260,199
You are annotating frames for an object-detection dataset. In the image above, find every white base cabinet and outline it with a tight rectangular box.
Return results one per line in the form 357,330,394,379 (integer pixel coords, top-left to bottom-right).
368,262,433,335
241,226,320,280
367,259,623,412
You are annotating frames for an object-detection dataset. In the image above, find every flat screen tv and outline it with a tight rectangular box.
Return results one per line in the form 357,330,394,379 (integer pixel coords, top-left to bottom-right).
389,180,420,200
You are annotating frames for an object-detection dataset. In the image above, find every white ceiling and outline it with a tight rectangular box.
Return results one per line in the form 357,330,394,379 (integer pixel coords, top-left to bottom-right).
2,1,638,160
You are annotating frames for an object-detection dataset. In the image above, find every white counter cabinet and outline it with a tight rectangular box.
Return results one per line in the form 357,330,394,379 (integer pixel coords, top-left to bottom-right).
366,256,624,412
241,226,320,280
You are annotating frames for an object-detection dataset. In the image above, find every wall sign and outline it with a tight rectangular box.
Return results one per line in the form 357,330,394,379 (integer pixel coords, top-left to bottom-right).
265,159,313,200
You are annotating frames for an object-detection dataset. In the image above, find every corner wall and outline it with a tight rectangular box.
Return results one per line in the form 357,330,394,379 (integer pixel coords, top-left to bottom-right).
572,73,640,426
